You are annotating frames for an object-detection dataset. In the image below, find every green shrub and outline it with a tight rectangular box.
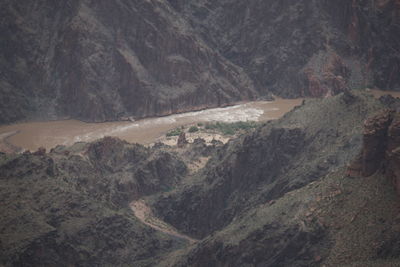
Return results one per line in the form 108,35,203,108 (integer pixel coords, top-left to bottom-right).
197,122,204,127
205,123,218,130
166,128,182,137
188,126,199,133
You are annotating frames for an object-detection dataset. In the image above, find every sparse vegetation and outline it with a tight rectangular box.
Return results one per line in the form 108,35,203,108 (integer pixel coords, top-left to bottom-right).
204,121,259,135
188,126,199,133
166,128,183,137
164,121,258,137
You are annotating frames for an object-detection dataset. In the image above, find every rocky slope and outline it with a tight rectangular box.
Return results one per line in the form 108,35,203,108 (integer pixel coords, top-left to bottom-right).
162,166,400,267
153,92,385,238
1,92,400,266
0,138,189,266
159,94,400,267
1,1,399,123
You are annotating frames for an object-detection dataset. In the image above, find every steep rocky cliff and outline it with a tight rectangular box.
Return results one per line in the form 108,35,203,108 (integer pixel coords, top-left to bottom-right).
1,0,399,123
0,0,256,123
170,0,400,97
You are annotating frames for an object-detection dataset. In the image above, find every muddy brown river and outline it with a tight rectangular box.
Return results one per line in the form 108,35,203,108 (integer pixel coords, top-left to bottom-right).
0,89,398,153
0,98,302,152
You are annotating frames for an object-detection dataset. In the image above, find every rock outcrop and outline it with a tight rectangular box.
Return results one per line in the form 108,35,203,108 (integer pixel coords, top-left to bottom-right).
347,109,400,195
177,132,188,148
362,110,394,176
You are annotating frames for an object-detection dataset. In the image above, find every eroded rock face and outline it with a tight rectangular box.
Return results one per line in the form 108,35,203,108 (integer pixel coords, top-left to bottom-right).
170,0,400,97
348,109,400,195
0,0,256,123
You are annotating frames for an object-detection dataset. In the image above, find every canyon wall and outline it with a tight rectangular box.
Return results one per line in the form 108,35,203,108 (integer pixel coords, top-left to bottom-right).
171,0,400,97
0,0,399,123
0,0,256,123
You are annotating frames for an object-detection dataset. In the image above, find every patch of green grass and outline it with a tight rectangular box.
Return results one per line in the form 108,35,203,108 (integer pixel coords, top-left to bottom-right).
166,128,183,137
204,121,259,135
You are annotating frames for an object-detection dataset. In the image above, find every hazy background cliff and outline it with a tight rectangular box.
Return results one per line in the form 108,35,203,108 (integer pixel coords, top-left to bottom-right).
170,0,400,97
0,0,399,123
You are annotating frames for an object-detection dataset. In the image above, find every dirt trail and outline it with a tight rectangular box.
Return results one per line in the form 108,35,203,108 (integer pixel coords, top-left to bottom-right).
130,200,198,244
